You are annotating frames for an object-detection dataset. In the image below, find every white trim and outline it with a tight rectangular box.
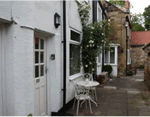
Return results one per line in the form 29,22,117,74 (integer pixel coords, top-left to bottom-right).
69,73,83,80
34,33,49,116
0,24,2,116
1,24,6,116
69,28,82,77
110,43,120,47
69,40,81,45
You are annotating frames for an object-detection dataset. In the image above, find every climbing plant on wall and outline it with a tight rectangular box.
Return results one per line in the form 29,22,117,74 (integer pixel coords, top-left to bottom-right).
77,0,111,73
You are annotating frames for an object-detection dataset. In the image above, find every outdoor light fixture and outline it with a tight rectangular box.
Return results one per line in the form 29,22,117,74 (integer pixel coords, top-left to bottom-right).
54,13,60,28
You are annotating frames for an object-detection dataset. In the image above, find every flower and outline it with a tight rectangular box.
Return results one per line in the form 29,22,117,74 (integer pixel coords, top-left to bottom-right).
89,40,92,43
90,62,92,64
92,68,95,71
85,65,88,67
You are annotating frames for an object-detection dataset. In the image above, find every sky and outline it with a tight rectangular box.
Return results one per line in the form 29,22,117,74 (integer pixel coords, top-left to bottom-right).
130,0,150,14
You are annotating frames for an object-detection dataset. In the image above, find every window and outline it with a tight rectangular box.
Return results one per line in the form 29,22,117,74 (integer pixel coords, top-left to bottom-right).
104,47,116,65
70,30,81,76
110,47,115,64
70,30,80,42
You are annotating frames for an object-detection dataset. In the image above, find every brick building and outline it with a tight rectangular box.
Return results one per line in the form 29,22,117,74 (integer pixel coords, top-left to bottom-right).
142,43,150,90
131,31,150,67
100,0,132,76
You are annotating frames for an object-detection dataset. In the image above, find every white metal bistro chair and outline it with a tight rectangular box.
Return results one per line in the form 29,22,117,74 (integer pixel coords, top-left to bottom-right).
72,81,92,115
83,73,98,101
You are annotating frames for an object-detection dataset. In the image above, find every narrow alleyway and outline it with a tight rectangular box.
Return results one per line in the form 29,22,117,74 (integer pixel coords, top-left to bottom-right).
67,70,150,116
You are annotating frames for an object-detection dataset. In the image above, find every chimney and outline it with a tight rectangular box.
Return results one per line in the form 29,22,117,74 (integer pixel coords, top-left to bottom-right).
125,0,130,9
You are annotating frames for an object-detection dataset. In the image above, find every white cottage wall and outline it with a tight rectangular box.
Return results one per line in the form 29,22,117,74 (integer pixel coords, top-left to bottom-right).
66,1,83,103
11,1,63,115
0,1,62,115
2,24,15,116
0,1,11,22
0,0,85,115
0,25,2,116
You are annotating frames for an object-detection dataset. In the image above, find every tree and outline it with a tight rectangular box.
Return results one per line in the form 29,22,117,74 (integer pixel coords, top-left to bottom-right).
143,5,150,30
109,0,125,7
131,13,145,31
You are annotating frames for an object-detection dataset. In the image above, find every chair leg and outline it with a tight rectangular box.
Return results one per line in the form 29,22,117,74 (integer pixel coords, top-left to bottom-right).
92,90,95,100
73,98,76,110
94,89,98,101
76,100,80,115
80,100,85,108
88,99,92,114
85,100,87,109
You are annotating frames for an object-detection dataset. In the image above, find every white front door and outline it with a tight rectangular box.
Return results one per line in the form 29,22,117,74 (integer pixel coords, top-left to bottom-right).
34,36,47,116
0,25,2,116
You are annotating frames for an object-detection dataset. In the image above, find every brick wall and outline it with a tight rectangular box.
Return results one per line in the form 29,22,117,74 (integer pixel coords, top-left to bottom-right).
108,11,131,75
143,45,150,90
131,46,147,67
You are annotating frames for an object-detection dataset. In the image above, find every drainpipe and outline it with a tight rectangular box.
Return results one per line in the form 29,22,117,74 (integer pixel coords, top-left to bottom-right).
92,0,97,23
125,22,128,76
63,0,67,115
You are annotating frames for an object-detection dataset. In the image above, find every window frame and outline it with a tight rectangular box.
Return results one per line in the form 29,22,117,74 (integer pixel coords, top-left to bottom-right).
97,45,117,66
69,28,82,79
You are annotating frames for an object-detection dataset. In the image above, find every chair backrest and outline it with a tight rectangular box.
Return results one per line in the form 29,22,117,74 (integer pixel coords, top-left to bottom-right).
70,80,88,97
83,73,93,81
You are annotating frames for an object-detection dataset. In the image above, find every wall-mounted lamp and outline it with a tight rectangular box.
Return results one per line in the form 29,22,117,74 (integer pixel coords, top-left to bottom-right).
54,13,60,28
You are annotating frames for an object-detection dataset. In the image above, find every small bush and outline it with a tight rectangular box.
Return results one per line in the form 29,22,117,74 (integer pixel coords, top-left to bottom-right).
28,113,33,116
139,65,144,70
103,65,113,77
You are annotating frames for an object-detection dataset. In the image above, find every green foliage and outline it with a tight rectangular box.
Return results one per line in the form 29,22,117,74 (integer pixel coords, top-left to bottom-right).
131,13,145,31
103,65,113,76
109,0,125,7
28,113,33,116
132,24,145,31
76,0,91,26
82,20,111,73
138,65,144,70
143,5,150,30
77,1,111,73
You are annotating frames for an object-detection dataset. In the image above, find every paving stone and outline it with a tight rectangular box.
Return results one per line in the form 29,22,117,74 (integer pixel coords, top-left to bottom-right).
128,109,140,116
107,108,127,116
66,70,150,116
108,103,128,109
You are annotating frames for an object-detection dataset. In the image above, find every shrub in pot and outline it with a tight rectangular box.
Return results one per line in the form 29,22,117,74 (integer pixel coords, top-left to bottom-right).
103,65,113,77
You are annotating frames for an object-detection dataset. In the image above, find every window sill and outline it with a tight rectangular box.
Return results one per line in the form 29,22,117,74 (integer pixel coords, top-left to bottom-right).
97,64,117,66
69,73,83,80
97,63,102,66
